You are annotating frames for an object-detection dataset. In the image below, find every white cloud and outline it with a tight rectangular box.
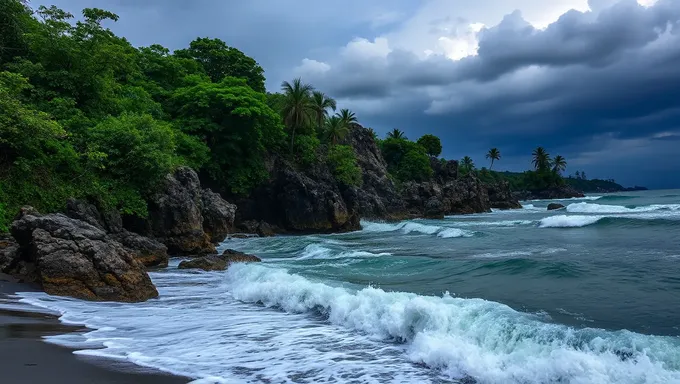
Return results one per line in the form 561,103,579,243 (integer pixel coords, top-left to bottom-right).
293,58,331,76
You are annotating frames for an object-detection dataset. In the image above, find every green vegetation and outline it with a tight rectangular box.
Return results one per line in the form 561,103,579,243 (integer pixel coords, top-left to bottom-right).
380,137,433,182
486,148,500,169
417,134,442,158
326,145,362,187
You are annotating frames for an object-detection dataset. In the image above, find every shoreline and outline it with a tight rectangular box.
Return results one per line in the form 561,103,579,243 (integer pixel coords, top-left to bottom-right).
0,274,191,384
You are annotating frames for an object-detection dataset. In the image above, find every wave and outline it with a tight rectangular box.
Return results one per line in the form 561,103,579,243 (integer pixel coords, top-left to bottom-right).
298,244,391,260
224,264,680,383
361,220,475,238
566,202,680,214
539,214,680,228
597,195,639,202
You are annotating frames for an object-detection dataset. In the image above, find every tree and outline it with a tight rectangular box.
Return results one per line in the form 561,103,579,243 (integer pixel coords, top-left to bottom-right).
175,37,265,92
280,78,315,153
387,128,406,139
532,147,551,171
552,155,567,175
486,148,501,169
323,115,349,145
380,137,432,182
311,91,336,130
337,108,357,127
417,134,442,157
461,156,475,173
171,76,285,194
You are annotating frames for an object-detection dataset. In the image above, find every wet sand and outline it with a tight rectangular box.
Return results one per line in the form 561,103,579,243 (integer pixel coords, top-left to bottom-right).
0,274,191,384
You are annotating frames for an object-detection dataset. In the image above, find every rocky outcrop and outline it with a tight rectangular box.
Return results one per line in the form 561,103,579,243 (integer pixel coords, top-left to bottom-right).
235,157,359,233
178,249,261,271
0,235,19,272
201,189,237,243
125,167,237,255
547,203,566,210
513,185,585,201
178,255,227,271
347,126,406,219
402,174,491,218
237,220,276,237
486,181,522,210
6,208,157,302
66,199,168,267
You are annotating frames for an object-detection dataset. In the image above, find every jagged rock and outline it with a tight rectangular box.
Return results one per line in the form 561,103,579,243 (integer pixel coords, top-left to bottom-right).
201,189,237,243
238,220,277,237
112,231,168,268
486,181,522,210
132,167,215,255
66,198,123,233
9,209,158,302
431,158,459,184
402,174,491,216
347,126,406,219
0,235,19,272
547,203,566,210
178,255,227,271
221,249,262,263
235,157,359,233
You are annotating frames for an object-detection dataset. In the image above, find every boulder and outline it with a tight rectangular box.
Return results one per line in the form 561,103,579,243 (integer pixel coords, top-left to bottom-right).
221,249,262,264
178,255,227,271
201,189,237,243
66,199,168,267
178,250,261,272
486,181,522,210
66,198,123,233
402,174,491,217
139,167,215,255
547,203,566,210
514,185,585,201
9,209,158,302
112,231,168,268
0,235,19,272
238,220,277,237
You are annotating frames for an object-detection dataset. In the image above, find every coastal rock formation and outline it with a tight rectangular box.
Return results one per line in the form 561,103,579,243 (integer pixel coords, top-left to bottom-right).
178,255,227,271
178,249,261,271
486,181,523,210
7,208,158,302
547,203,566,210
513,185,585,201
235,157,360,233
0,235,19,272
125,167,237,255
347,126,406,219
237,220,276,237
201,189,237,243
66,199,168,267
402,174,491,218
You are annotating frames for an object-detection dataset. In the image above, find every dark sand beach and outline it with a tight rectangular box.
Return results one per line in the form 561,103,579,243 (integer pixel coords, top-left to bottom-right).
0,274,190,384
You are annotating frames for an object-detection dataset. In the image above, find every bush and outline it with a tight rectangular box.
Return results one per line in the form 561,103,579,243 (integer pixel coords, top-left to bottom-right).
416,134,442,157
380,137,433,182
327,145,363,187
294,134,320,168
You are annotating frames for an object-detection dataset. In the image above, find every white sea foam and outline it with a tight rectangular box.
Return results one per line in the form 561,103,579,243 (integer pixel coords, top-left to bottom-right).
298,244,391,260
567,202,680,214
539,215,604,228
361,220,474,238
14,264,680,383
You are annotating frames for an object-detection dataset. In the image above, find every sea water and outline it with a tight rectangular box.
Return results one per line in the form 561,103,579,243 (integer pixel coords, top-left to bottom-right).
7,189,680,383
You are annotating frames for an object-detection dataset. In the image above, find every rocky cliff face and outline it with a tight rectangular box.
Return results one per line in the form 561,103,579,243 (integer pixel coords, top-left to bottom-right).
346,126,406,219
124,167,236,255
235,157,360,233
487,181,523,210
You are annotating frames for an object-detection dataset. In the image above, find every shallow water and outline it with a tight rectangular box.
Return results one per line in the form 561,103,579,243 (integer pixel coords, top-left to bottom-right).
7,189,680,383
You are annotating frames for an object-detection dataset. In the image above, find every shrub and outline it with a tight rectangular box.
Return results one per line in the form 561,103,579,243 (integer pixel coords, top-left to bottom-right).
327,145,363,187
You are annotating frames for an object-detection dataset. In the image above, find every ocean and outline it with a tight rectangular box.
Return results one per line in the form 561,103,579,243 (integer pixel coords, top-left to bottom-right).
7,189,680,383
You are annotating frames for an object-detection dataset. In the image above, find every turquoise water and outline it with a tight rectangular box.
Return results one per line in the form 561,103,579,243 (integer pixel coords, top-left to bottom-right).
10,189,680,383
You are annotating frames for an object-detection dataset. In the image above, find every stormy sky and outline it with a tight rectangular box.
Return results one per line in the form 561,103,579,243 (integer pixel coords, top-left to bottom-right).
31,0,680,188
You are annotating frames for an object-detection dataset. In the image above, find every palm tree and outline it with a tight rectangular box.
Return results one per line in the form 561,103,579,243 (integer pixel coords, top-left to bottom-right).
311,91,336,130
281,78,315,153
461,156,475,172
486,148,501,170
531,146,551,171
336,108,357,127
387,128,406,139
324,115,349,145
552,155,567,174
